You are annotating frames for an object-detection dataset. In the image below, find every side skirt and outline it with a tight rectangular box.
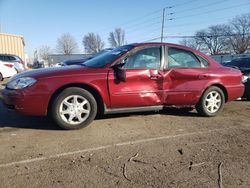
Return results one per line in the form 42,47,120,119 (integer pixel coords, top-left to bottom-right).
104,105,164,114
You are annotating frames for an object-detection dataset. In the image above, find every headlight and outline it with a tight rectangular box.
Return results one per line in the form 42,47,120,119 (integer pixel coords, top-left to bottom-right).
7,77,37,90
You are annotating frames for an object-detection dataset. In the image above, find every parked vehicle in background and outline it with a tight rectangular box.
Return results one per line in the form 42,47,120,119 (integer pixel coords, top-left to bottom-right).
55,48,114,67
223,57,250,73
2,43,244,130
0,54,25,73
223,57,250,100
33,60,45,69
0,60,17,80
56,58,90,67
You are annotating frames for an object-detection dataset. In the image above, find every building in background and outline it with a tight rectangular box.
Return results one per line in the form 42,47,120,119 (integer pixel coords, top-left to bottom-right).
0,33,26,66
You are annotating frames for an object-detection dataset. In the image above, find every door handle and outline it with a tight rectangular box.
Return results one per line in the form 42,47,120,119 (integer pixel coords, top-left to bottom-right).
198,74,208,79
150,70,163,80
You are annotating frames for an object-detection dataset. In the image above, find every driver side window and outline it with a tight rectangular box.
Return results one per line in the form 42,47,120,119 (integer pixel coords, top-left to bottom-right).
123,47,161,69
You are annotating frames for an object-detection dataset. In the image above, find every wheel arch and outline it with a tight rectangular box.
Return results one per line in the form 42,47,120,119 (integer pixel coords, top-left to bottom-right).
47,83,105,116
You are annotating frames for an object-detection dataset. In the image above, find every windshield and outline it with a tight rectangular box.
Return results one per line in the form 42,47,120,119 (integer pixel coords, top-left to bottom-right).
83,45,134,68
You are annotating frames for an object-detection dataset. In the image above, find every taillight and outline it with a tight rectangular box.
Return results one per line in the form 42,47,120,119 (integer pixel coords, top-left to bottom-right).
4,64,14,68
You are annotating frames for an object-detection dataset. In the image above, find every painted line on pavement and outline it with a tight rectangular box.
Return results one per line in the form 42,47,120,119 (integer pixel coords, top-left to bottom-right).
0,127,236,168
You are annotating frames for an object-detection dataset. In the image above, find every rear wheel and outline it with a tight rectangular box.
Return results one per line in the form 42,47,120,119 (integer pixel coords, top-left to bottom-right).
196,86,225,117
50,87,97,130
0,73,3,81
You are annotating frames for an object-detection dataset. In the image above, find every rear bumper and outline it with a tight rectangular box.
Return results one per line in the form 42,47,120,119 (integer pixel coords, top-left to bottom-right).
226,84,245,102
2,88,49,116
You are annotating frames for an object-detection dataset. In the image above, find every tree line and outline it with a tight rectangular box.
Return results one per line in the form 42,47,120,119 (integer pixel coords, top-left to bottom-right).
180,13,250,55
39,28,125,60
38,13,249,60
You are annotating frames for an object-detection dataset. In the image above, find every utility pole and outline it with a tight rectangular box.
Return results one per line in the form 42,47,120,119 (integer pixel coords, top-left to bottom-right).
161,8,165,42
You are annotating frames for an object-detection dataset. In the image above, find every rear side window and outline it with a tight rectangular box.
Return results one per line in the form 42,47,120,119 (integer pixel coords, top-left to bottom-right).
197,55,209,67
167,48,201,68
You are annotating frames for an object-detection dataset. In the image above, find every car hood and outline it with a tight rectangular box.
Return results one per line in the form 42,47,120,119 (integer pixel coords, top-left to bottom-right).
10,65,105,80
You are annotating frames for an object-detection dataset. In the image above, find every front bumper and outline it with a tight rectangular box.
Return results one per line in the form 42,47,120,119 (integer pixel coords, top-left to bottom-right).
2,88,49,116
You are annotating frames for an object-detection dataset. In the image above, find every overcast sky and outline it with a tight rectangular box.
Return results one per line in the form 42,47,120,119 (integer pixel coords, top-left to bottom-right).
0,0,249,56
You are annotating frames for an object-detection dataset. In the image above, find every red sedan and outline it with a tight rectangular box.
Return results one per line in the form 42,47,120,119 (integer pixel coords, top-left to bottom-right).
2,43,244,130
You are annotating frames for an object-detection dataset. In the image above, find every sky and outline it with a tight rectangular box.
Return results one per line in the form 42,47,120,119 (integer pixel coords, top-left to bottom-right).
0,0,249,57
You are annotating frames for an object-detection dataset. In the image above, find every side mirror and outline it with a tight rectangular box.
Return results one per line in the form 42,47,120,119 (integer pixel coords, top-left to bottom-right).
112,64,126,82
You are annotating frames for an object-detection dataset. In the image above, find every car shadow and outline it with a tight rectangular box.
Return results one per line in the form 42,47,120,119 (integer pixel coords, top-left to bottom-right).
0,102,60,130
0,99,200,130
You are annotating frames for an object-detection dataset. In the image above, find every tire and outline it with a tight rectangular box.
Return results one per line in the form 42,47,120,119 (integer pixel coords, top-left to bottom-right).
50,87,97,130
196,86,225,117
0,73,3,81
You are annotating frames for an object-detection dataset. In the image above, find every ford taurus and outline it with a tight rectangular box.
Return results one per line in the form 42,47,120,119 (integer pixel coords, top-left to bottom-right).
2,43,244,129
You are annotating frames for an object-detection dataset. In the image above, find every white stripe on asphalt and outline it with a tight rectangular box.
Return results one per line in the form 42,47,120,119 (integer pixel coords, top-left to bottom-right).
0,127,235,168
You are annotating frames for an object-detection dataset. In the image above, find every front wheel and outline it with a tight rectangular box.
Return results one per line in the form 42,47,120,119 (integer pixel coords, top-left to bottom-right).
50,87,97,130
196,86,225,117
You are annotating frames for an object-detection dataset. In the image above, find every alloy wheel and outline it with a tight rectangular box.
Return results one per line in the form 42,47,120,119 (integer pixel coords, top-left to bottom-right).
59,95,91,125
204,91,222,113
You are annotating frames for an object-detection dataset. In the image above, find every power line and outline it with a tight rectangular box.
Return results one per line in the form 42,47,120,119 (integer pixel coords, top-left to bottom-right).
120,1,248,41
172,2,250,20
126,21,162,33
125,1,246,37
165,15,233,28
122,16,162,31
93,0,198,33
172,0,230,15
168,0,201,8
142,33,250,42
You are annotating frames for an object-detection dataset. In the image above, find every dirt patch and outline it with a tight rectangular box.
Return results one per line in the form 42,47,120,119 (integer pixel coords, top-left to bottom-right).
0,86,249,187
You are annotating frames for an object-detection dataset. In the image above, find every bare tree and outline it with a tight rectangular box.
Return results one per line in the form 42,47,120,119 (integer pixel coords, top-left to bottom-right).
39,45,52,61
179,38,201,50
227,13,250,54
108,28,125,47
195,24,230,55
56,33,79,54
82,33,104,53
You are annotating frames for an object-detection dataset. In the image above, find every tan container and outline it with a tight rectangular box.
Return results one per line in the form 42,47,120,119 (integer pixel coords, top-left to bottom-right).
0,33,25,62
